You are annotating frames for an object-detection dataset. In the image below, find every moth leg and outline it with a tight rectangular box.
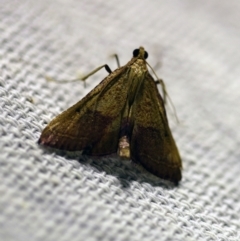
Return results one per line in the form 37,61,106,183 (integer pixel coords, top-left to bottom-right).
111,54,121,68
152,61,162,71
45,64,112,88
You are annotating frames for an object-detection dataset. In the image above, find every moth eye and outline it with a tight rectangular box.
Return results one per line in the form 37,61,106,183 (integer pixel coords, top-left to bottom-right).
144,51,148,59
133,49,148,59
133,49,139,57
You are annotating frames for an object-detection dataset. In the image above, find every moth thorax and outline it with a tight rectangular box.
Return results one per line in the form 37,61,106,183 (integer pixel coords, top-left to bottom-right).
117,136,130,159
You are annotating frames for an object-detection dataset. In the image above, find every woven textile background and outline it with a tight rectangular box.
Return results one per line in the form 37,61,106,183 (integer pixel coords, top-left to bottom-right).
1,0,240,240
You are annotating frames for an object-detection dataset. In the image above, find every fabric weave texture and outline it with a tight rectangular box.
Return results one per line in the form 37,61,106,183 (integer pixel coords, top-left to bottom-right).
0,1,240,241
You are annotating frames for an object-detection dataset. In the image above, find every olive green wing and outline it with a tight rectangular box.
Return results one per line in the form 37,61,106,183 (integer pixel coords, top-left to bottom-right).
39,66,129,155
130,74,182,183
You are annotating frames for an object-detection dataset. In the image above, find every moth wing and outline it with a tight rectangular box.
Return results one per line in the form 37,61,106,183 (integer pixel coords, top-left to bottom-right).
39,66,129,155
131,74,182,183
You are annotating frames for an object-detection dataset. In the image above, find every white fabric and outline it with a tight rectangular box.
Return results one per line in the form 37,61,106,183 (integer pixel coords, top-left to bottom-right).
1,0,240,240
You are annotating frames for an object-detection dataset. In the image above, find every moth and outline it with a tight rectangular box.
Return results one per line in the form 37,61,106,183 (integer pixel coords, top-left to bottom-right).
38,46,182,183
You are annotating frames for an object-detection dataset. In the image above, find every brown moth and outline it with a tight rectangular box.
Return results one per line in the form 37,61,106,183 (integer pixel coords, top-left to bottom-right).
38,47,182,183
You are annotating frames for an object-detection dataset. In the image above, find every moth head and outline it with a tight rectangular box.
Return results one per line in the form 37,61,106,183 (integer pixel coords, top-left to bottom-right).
133,47,148,59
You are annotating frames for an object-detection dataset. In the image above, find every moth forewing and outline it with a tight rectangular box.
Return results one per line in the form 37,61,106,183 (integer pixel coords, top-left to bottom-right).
130,73,182,183
38,46,182,183
39,64,129,153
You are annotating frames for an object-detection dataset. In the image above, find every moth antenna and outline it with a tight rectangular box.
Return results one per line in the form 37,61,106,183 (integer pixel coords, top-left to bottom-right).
156,79,179,123
146,62,179,123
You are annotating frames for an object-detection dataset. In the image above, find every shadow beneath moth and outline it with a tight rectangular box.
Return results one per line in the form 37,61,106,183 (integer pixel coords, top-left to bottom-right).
38,46,182,184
